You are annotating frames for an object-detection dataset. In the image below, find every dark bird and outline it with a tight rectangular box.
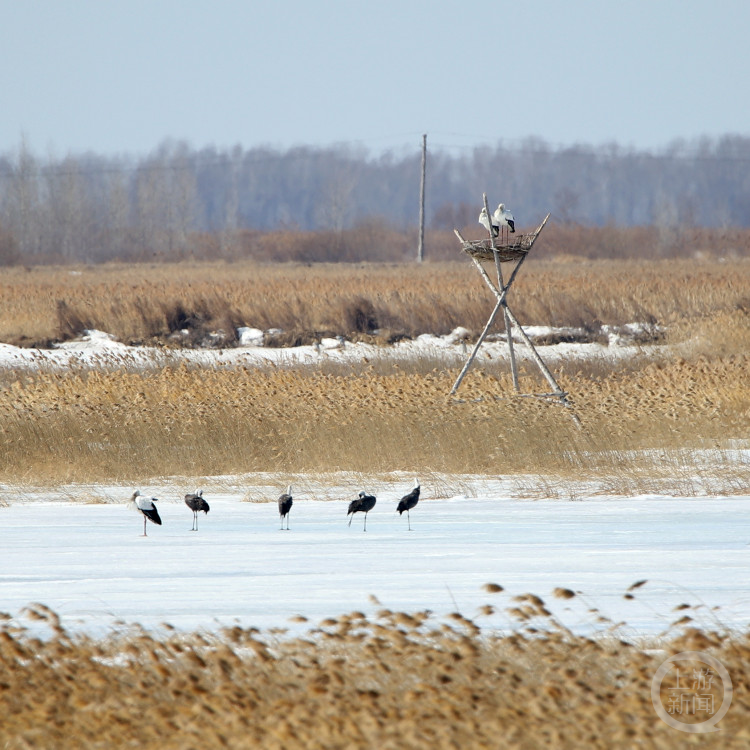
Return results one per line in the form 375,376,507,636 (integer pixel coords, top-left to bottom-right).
185,489,209,531
397,479,420,530
278,484,293,530
347,491,377,531
130,490,162,537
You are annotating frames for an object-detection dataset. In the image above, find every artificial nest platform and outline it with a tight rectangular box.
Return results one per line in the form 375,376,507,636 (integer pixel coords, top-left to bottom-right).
454,213,550,263
458,235,535,263
449,208,580,422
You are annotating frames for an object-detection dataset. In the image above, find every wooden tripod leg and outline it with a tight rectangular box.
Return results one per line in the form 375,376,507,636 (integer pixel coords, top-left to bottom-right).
503,305,580,423
450,297,503,396
492,249,520,393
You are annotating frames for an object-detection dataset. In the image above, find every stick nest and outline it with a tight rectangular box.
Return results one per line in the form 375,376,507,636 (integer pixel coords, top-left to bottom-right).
459,234,537,262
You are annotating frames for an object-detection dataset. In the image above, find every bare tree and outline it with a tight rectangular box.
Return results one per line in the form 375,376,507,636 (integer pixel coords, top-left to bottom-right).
5,135,42,257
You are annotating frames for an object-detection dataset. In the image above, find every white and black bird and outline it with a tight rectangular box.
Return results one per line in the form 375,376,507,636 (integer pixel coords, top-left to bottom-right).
396,479,421,530
130,490,162,537
492,203,516,242
185,490,209,531
278,485,293,530
478,206,500,237
347,491,377,531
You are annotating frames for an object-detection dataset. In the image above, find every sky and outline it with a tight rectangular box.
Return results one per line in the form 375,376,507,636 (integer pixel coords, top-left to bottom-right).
2,0,750,159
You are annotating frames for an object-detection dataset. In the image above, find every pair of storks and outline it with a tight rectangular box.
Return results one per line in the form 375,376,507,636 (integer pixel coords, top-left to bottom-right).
478,203,515,242
130,489,209,536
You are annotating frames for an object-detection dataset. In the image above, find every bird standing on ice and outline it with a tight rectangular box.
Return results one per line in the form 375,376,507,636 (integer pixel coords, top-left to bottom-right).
396,479,420,530
278,485,293,530
130,490,162,537
347,491,377,531
184,490,209,531
492,203,516,242
478,206,500,237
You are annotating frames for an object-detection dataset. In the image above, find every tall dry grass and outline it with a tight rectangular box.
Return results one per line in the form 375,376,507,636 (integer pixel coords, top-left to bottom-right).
1,350,749,490
1,592,748,749
1,257,749,347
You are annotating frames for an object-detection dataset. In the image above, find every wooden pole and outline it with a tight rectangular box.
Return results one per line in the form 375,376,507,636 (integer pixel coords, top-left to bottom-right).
449,296,503,396
417,134,426,262
503,306,565,398
480,193,520,391
451,228,516,396
493,247,520,392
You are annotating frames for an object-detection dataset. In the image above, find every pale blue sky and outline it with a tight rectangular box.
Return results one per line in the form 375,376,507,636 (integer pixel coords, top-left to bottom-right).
2,0,749,157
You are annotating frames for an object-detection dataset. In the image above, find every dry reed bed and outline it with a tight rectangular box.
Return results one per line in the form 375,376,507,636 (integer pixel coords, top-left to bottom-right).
1,258,749,346
1,354,749,487
1,597,748,749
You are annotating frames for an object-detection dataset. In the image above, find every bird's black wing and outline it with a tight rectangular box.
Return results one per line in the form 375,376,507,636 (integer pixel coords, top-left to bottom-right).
398,488,420,511
142,506,162,525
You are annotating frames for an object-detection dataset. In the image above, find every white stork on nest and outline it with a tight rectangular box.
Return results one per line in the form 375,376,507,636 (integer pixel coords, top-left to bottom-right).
493,204,516,243
478,206,500,237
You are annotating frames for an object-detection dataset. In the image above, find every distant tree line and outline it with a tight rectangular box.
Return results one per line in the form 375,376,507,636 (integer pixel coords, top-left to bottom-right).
1,134,749,264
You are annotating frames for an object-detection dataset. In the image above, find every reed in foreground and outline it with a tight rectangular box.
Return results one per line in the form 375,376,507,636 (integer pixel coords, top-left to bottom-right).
1,596,747,749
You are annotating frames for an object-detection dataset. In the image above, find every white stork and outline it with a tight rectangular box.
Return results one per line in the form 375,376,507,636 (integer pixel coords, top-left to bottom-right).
130,490,162,537
492,203,516,243
478,206,500,237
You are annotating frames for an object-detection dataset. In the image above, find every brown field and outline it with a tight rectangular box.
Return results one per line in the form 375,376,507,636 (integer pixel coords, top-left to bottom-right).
1,256,749,348
2,597,748,749
1,258,749,490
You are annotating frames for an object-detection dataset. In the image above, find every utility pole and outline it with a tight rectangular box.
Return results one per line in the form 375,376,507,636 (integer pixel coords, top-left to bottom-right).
417,133,426,262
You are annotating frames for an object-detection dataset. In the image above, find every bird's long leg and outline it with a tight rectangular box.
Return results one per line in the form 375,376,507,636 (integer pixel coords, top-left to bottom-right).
195,512,199,532
363,513,367,532
143,515,147,537
407,510,412,531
